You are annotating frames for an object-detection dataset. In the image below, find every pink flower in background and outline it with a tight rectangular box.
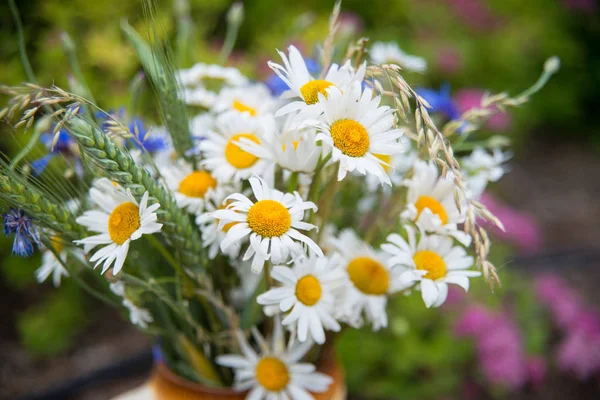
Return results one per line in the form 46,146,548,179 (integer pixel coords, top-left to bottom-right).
338,11,364,37
562,0,597,13
455,89,511,132
557,329,600,379
535,274,600,379
454,305,494,337
534,275,582,329
442,0,501,31
480,193,542,253
436,46,463,75
526,356,547,387
455,306,530,390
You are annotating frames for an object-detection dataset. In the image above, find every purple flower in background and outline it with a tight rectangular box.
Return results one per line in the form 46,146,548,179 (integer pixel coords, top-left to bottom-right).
455,89,511,132
479,193,542,253
3,208,42,257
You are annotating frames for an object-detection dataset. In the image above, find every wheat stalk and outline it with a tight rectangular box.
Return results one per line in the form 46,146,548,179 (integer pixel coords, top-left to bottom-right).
0,172,84,239
65,116,204,268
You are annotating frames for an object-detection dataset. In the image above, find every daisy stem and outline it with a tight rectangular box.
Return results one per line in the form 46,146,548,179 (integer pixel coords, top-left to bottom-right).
287,171,299,193
316,172,340,243
307,153,332,206
146,234,184,275
44,240,121,308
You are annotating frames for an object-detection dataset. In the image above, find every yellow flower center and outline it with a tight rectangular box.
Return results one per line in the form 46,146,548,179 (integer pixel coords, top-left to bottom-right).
247,200,291,237
178,171,217,198
108,202,140,245
225,133,261,169
374,154,392,173
330,119,370,158
413,250,447,280
217,203,238,233
295,275,322,306
50,236,63,253
347,256,390,295
232,100,257,116
255,357,290,392
414,195,448,225
300,80,334,105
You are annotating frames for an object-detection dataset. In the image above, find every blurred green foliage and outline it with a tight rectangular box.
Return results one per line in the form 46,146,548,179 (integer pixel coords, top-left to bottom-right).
17,282,88,357
337,293,471,399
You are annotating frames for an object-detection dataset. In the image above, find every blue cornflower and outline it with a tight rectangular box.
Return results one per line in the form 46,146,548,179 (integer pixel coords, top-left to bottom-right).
31,128,78,176
416,83,461,121
128,118,169,153
95,107,126,132
3,208,42,257
265,58,320,96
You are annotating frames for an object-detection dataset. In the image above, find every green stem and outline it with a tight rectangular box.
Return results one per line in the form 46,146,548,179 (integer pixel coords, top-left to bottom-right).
287,171,299,193
146,234,184,274
9,0,36,83
219,3,244,63
516,58,560,101
61,32,96,106
9,129,42,171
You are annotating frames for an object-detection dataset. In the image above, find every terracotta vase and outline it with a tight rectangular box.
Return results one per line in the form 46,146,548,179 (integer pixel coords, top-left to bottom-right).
113,351,346,400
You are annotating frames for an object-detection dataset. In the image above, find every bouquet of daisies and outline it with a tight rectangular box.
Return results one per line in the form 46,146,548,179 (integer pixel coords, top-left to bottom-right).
0,1,558,398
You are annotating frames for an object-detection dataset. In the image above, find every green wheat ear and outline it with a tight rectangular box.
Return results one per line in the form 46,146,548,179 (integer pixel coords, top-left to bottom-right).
121,19,193,162
67,115,204,268
0,173,84,239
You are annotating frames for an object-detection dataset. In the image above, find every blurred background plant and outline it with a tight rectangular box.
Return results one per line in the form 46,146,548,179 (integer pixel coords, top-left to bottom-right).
1,0,599,398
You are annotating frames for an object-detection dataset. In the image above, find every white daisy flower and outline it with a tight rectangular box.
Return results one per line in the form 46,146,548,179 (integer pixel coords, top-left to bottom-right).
158,159,218,214
370,41,427,73
122,298,153,329
199,112,275,184
109,281,153,329
313,82,405,185
257,253,345,344
181,86,218,108
176,63,248,88
381,226,479,308
236,114,323,174
212,83,280,118
36,236,72,287
212,176,324,274
196,187,244,260
216,327,333,399
190,112,216,139
326,229,407,330
402,160,471,245
177,64,248,108
268,45,366,117
461,147,510,199
74,179,163,275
